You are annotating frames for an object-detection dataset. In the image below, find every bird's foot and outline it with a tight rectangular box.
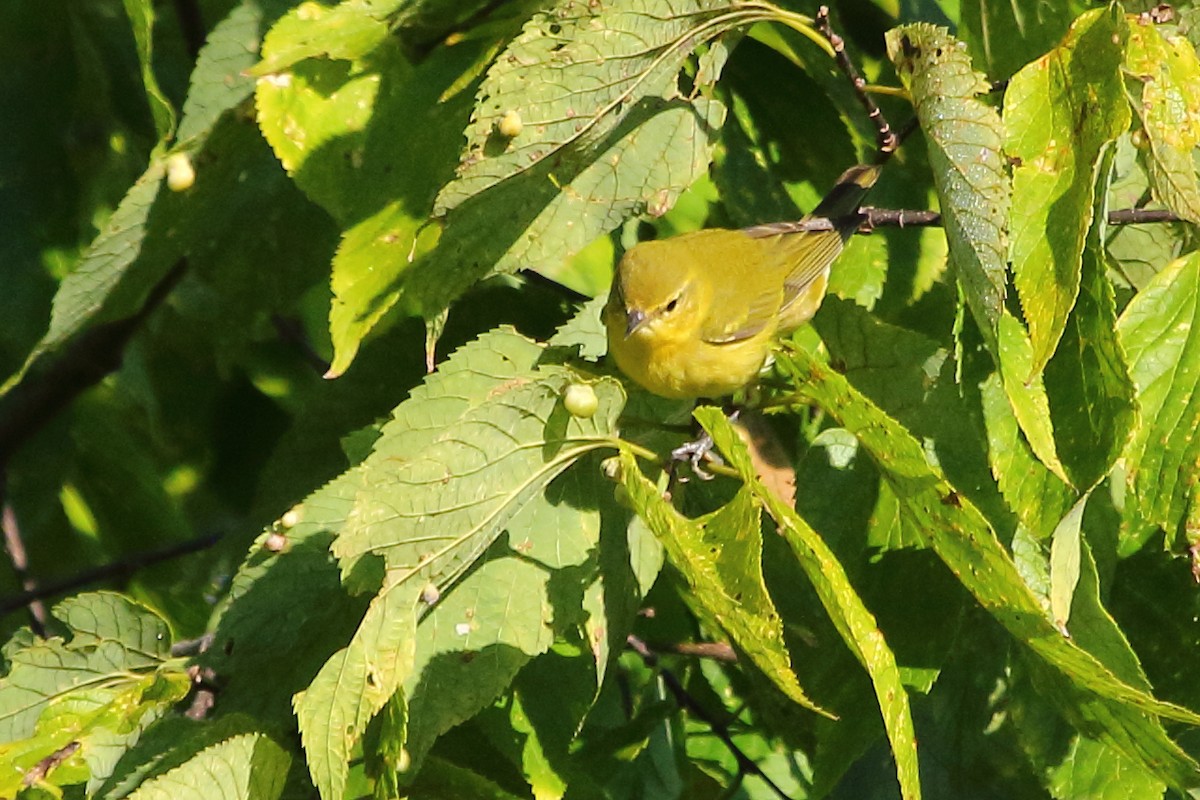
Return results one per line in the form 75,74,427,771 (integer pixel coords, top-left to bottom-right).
670,409,739,481
670,434,722,481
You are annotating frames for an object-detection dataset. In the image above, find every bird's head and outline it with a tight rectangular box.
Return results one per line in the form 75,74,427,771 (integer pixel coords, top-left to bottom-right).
605,239,703,346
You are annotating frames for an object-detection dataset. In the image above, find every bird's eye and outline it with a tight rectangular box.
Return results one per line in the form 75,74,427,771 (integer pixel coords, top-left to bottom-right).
665,296,680,313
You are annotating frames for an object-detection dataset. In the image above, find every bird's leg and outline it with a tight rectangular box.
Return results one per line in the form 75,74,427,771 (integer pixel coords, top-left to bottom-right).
670,407,740,481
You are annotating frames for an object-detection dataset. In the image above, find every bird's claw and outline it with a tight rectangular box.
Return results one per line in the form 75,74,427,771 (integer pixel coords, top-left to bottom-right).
671,434,722,481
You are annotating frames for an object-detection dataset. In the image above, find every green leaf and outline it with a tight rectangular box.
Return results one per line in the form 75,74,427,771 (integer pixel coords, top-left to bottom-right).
1117,251,1200,548
1043,146,1138,491
364,692,406,800
1123,20,1200,224
1004,6,1129,374
1068,536,1150,693
2,2,283,396
1048,735,1165,800
511,649,620,794
711,79,803,227
27,166,166,362
400,457,632,774
0,593,174,742
392,0,828,342
202,519,372,727
330,373,623,585
435,0,747,214
812,297,1010,542
249,1,392,76
0,594,188,797
719,36,858,211
294,328,623,799
1108,550,1200,714
1105,135,1194,291
694,409,922,800
959,0,1084,80
351,326,548,479
94,715,271,800
811,297,947,424
547,295,609,360
121,0,175,141
295,578,416,800
389,0,517,48
775,343,1200,791
0,672,192,797
410,94,725,322
217,329,549,799
254,55,385,223
255,31,496,375
617,449,830,718
177,2,271,143
1049,493,1087,632
402,755,532,800
123,733,290,800
980,372,1074,540
400,556,555,775
997,311,1070,483
887,22,1009,356
510,690,568,799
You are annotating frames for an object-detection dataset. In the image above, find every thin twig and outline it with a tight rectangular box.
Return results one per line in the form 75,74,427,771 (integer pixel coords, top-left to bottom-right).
1107,207,1184,225
657,640,739,663
22,742,80,787
627,635,793,800
846,206,1185,230
0,532,221,615
1,487,48,636
817,6,899,158
861,208,942,229
271,315,331,375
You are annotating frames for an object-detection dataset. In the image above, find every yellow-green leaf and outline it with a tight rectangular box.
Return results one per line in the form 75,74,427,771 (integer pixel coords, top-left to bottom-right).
887,23,1008,356
1005,7,1129,374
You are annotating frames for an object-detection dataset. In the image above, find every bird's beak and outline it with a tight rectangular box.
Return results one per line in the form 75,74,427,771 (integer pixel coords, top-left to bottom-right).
625,309,647,337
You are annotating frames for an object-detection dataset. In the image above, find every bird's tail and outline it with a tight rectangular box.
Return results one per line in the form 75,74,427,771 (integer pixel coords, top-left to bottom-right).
809,163,881,237
739,162,882,242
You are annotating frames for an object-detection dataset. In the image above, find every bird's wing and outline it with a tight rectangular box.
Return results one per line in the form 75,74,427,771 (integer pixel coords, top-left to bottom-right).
699,278,783,344
743,226,842,318
746,163,881,316
696,234,783,345
778,230,842,314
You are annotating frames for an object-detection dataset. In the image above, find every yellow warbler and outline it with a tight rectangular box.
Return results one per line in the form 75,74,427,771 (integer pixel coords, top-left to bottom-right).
604,164,880,399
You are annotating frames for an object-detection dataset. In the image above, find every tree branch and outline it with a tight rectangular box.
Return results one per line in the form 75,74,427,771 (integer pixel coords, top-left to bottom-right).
1,486,48,636
271,314,331,375
816,6,899,158
0,261,189,626
658,640,738,663
1106,208,1183,225
626,635,793,800
0,532,221,616
0,260,188,469
843,206,1186,230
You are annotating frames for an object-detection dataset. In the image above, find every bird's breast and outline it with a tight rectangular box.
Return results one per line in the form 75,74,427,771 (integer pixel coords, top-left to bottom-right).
612,325,771,399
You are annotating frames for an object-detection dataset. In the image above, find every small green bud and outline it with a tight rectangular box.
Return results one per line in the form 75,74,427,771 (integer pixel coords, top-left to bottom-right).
563,382,599,418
